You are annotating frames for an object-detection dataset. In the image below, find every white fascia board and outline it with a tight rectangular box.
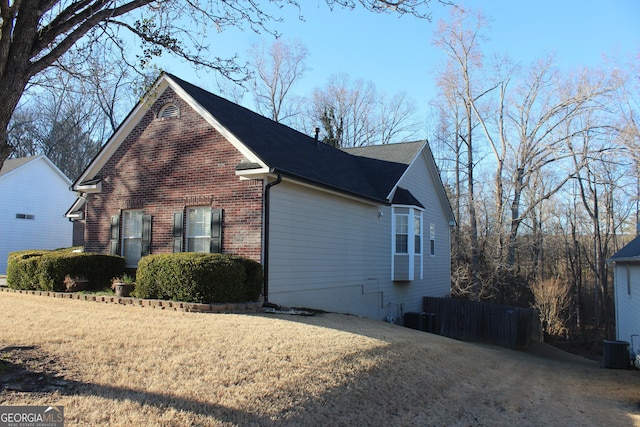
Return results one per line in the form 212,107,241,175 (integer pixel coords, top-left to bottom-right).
279,175,383,207
421,146,456,225
392,203,425,212
1,154,71,185
75,181,102,193
235,167,272,180
65,196,86,219
164,75,267,169
73,81,163,190
385,141,427,201
37,155,72,185
388,142,456,225
74,74,267,191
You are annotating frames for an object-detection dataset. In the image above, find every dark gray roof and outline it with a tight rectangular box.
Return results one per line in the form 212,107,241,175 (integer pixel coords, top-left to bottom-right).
392,187,425,208
168,73,414,203
609,235,640,262
344,142,424,165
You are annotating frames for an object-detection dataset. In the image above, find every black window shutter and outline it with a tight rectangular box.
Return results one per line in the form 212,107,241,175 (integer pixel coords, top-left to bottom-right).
173,212,183,253
109,214,120,255
210,208,223,253
141,214,152,257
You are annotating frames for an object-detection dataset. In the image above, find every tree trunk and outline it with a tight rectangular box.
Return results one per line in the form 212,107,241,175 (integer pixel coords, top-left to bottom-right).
0,74,29,168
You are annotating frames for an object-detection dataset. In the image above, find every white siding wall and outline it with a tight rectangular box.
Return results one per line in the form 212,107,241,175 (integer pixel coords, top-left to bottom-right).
267,150,452,321
614,263,640,356
0,157,75,274
268,181,391,319
394,151,453,311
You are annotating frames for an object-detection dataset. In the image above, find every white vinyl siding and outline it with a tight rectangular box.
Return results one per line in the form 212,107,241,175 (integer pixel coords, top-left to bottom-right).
0,156,74,274
266,146,453,320
268,181,391,319
614,263,640,357
395,151,452,299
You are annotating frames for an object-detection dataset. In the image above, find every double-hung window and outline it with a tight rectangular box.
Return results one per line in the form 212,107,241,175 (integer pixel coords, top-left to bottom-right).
392,206,423,281
173,207,223,253
395,214,409,253
187,207,212,252
430,223,435,256
110,210,151,267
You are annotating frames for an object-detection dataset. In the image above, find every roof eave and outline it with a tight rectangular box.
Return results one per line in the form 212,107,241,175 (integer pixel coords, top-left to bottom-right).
608,256,640,264
64,196,86,219
274,168,389,206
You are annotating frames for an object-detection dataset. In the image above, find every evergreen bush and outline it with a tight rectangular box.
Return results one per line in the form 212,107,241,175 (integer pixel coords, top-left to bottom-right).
6,248,125,291
134,253,262,303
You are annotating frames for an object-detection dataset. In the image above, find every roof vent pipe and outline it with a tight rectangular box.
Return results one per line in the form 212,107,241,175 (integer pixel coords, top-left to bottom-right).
315,127,320,149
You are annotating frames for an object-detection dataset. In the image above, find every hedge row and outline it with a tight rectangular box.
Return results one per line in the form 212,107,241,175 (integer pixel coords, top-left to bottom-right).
133,253,263,303
6,248,125,292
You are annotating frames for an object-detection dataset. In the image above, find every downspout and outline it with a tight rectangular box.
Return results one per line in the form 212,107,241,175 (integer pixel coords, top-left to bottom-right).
263,173,282,305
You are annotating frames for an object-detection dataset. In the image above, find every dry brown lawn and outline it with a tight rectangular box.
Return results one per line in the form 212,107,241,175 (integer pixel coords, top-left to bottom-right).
0,291,639,426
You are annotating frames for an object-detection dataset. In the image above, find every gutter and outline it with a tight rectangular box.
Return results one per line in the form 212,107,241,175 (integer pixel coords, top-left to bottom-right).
263,173,282,305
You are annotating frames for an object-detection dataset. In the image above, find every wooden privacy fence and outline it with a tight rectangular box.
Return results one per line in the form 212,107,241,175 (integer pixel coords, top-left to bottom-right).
419,297,542,350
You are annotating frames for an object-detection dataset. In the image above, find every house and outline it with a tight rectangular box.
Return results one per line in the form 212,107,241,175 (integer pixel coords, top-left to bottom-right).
608,235,640,359
0,155,76,274
67,73,456,320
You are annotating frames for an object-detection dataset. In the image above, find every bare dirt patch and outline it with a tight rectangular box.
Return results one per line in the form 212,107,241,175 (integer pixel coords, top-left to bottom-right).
0,291,638,426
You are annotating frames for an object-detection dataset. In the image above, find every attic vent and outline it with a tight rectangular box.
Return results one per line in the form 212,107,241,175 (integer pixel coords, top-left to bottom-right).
158,103,180,119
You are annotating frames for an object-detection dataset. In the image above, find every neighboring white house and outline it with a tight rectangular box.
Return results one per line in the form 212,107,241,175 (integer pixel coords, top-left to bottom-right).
608,235,640,360
0,155,76,274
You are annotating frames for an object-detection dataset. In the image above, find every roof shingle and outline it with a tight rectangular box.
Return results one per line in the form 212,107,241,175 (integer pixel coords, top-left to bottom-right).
168,73,414,203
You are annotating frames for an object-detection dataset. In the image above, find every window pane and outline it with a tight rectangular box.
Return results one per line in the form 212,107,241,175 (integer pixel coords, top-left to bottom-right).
430,223,435,256
395,214,409,253
396,215,408,233
414,216,421,253
188,207,211,237
123,211,143,237
187,207,212,253
396,235,408,253
124,238,142,266
188,237,210,253
123,210,143,266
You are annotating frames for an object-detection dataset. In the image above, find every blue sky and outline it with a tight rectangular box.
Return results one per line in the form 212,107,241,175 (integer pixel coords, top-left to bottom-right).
166,0,639,132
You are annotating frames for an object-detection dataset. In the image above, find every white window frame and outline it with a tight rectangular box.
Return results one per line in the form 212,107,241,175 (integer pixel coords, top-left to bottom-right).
122,210,144,268
186,206,212,253
395,213,409,254
430,223,436,256
392,206,423,280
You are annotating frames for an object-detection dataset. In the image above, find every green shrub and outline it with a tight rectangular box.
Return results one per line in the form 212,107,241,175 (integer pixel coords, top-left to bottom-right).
233,256,263,301
6,251,46,290
134,253,263,303
6,248,125,291
132,255,165,300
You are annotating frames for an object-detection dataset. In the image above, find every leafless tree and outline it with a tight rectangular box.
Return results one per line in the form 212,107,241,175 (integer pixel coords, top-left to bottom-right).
248,38,309,124
310,73,419,147
8,72,103,180
8,45,148,179
530,277,572,342
0,0,446,170
432,7,492,296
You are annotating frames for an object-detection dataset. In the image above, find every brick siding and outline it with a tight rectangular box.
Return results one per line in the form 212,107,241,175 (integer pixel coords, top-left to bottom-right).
84,88,264,263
